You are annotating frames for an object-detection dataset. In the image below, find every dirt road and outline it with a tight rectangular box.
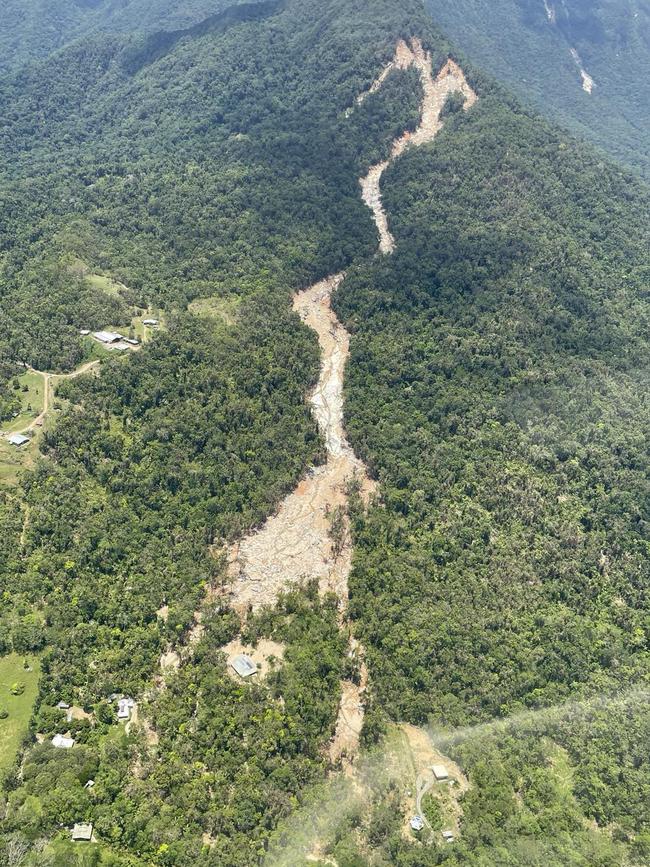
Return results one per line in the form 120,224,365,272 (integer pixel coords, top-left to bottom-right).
19,359,100,434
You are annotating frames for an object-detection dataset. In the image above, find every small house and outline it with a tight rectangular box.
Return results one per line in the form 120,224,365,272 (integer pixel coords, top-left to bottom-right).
79,329,91,336
230,654,257,679
71,822,93,842
432,764,449,782
142,318,159,326
84,779,95,790
52,734,75,749
442,830,455,843
8,434,29,447
410,816,425,832
117,697,135,720
93,331,124,344
56,701,70,710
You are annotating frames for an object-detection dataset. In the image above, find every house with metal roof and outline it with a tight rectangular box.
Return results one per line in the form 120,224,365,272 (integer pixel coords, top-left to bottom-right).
93,330,124,344
432,764,449,781
71,822,93,841
8,433,29,447
410,815,425,832
52,733,75,749
230,654,257,678
117,697,135,720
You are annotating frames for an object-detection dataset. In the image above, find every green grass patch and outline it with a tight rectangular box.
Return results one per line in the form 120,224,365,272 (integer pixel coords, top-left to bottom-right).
0,653,40,780
4,371,45,433
0,437,38,489
86,272,129,298
188,295,240,327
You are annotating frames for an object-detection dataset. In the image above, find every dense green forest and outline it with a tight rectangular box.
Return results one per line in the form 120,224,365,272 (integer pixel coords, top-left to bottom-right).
424,0,650,179
0,0,247,73
0,0,649,864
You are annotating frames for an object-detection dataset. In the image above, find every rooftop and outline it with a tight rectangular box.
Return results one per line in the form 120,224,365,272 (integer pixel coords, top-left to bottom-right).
52,733,75,749
410,815,425,831
432,763,449,781
72,822,93,841
230,654,257,678
8,433,29,447
93,330,124,344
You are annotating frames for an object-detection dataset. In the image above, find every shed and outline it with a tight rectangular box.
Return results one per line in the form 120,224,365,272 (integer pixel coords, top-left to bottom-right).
52,734,75,749
84,779,95,790
143,318,159,326
93,331,123,344
80,329,91,336
230,654,257,678
432,764,449,781
56,701,70,710
442,830,455,843
8,434,29,447
71,822,93,842
125,338,139,346
410,815,425,832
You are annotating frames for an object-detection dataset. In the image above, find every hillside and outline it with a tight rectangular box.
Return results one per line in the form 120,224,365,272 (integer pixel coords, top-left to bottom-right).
425,0,650,179
0,0,242,73
0,0,649,865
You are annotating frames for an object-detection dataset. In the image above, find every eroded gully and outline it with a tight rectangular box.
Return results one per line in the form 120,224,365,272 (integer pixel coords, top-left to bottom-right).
207,38,477,766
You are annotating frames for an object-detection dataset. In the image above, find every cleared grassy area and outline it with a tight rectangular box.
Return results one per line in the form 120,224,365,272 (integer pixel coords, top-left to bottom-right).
0,653,40,780
86,271,130,298
0,436,38,489
4,370,45,433
188,295,240,327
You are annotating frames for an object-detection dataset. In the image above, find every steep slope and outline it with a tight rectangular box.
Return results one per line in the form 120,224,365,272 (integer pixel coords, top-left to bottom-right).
0,0,649,865
425,0,650,179
0,0,240,73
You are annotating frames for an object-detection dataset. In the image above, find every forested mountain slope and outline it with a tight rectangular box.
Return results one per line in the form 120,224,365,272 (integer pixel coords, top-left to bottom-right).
0,0,649,865
424,0,650,179
0,0,242,73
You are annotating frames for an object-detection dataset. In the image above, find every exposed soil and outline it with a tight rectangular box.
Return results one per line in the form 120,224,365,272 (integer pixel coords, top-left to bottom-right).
360,40,477,254
569,47,595,93
225,274,375,614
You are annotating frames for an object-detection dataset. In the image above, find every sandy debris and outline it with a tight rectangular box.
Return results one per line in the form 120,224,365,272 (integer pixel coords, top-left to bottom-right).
225,274,375,614
569,47,595,93
160,650,181,672
359,39,477,253
329,639,368,768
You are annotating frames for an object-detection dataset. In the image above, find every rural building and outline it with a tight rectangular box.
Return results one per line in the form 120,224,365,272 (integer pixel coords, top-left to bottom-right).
84,780,95,790
56,700,70,710
143,318,159,326
93,330,124,344
125,338,139,346
410,815,425,832
71,822,93,842
117,697,135,720
442,830,455,843
79,329,91,336
52,734,75,749
8,433,29,447
432,764,449,781
230,654,257,678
